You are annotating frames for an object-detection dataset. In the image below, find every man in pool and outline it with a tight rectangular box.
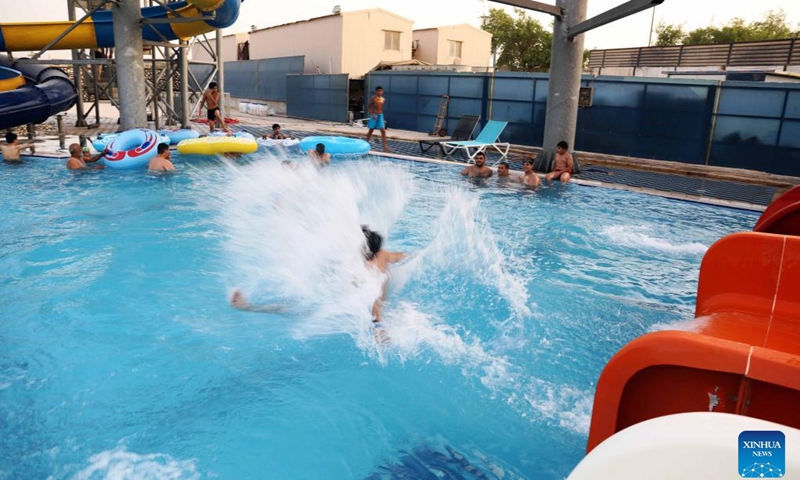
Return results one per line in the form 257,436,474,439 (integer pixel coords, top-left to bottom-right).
307,143,331,166
365,86,391,153
1,133,35,162
460,151,493,178
496,161,512,181
148,143,176,172
545,140,574,184
519,159,541,187
230,226,405,326
66,143,106,170
263,123,292,140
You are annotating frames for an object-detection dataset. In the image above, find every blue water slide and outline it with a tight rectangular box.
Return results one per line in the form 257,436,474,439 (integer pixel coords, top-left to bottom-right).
0,55,77,131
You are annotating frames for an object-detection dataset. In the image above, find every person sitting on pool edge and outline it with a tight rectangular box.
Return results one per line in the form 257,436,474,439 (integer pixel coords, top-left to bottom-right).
66,143,106,170
545,140,574,184
148,143,176,172
307,143,331,166
263,123,292,140
2,133,36,162
461,151,492,179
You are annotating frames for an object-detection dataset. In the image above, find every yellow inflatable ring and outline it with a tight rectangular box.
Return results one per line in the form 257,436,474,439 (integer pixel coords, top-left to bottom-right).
176,136,258,155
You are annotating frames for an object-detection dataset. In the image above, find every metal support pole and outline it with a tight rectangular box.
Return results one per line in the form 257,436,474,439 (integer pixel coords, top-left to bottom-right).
92,61,101,127
152,52,160,130
113,0,147,129
216,29,225,114
179,40,190,127
68,0,88,127
57,114,66,150
26,124,36,154
165,47,176,125
542,0,588,153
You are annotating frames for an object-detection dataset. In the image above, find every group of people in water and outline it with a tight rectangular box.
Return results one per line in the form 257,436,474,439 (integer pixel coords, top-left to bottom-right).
461,141,574,187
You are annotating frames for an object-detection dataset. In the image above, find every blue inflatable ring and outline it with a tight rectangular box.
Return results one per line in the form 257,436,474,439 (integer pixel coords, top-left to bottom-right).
92,133,118,153
103,129,160,169
299,136,371,156
94,132,169,152
157,128,200,145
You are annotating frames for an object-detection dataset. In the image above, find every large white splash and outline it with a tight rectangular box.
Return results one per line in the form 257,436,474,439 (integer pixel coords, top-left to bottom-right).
601,225,708,255
71,447,200,480
215,157,414,337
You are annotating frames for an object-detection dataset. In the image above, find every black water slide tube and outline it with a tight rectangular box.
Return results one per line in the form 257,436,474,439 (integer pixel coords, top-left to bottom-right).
0,54,77,131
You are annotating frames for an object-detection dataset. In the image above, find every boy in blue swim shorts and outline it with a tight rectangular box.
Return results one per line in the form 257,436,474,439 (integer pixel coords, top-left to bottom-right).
365,86,391,152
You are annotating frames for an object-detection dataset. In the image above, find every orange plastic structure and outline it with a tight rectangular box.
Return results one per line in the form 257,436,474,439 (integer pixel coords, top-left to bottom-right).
754,184,800,236
586,231,800,453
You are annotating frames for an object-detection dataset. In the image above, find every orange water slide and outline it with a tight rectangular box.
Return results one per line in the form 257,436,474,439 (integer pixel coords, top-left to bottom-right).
754,184,800,236
586,231,800,453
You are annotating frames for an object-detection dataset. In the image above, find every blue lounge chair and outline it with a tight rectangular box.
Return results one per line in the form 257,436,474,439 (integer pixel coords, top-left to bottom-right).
440,120,510,163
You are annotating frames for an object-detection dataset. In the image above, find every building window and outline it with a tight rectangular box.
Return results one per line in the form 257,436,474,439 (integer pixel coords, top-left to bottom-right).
384,31,401,51
448,40,462,59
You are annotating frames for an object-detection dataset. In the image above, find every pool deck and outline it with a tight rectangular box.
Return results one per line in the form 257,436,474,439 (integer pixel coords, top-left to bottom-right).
25,104,800,212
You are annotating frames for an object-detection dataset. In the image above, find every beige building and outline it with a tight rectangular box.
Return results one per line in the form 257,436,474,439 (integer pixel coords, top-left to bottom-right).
412,24,492,69
246,9,413,78
191,32,250,63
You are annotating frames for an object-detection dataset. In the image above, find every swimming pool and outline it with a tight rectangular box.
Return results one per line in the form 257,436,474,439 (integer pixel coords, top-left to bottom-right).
0,154,758,479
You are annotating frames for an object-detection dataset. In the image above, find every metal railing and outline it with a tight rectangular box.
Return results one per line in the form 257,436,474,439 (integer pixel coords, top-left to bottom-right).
589,38,800,69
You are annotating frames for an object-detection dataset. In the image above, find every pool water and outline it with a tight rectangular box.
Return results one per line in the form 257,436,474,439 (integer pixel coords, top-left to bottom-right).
0,153,758,479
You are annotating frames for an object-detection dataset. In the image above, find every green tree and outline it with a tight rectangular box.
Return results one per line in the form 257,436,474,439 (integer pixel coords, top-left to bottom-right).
653,22,685,47
654,9,798,46
481,7,552,72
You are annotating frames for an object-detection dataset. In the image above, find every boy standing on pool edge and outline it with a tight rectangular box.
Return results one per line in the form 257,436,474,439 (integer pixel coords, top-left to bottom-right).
365,86,391,153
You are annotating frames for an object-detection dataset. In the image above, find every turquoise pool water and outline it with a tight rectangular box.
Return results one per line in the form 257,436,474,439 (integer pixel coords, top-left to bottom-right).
0,153,758,479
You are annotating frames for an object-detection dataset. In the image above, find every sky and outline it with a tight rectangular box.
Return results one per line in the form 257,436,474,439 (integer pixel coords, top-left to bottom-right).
3,0,799,50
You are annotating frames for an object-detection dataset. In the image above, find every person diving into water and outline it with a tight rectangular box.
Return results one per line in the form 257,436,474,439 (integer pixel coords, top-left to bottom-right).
230,226,405,327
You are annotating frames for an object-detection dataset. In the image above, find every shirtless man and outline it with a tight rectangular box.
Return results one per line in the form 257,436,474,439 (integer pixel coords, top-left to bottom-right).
200,82,230,134
519,159,541,187
66,143,105,170
545,141,574,183
307,143,331,166
496,161,512,181
230,226,405,325
1,133,35,162
148,143,176,172
365,86,391,152
460,151,493,178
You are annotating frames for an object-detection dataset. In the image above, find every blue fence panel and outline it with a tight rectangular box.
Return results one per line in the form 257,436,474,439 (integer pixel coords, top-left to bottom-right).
576,78,715,163
223,56,304,102
709,82,800,176
286,74,348,123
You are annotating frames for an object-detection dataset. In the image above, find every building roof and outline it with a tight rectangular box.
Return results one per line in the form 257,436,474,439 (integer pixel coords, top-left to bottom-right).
249,8,413,35
370,59,432,72
413,24,492,36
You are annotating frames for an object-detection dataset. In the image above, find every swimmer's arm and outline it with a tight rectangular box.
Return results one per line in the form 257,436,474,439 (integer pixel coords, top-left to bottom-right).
386,251,406,264
460,167,470,176
566,153,574,172
230,290,283,313
18,142,36,151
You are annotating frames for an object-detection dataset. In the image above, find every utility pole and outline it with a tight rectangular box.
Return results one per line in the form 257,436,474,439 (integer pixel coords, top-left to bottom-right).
112,0,147,129
542,0,587,153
